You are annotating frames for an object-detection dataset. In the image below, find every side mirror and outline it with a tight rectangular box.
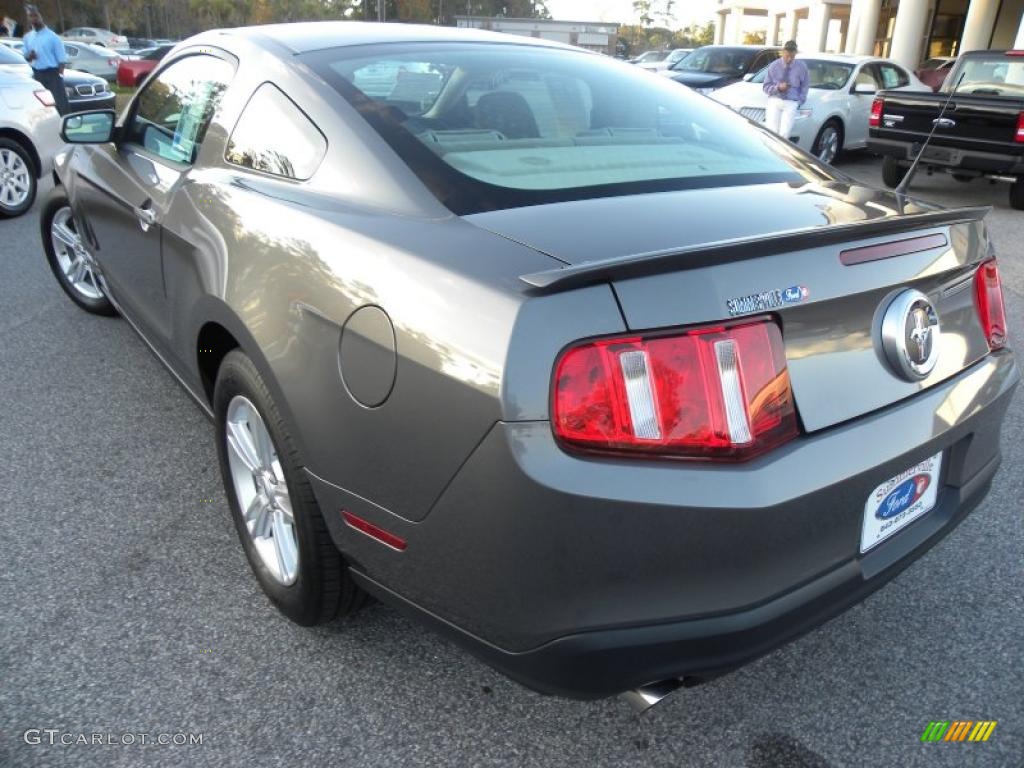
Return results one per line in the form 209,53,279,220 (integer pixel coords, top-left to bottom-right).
852,83,876,95
61,110,116,143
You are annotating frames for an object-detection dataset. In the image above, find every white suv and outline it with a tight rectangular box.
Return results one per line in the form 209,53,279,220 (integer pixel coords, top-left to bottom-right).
0,70,63,217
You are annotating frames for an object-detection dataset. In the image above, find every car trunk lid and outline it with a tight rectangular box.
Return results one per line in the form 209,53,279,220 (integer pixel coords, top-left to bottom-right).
466,182,994,433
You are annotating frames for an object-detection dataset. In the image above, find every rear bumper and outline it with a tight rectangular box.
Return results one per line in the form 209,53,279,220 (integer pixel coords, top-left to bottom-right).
310,351,1019,698
868,136,1024,175
352,453,997,698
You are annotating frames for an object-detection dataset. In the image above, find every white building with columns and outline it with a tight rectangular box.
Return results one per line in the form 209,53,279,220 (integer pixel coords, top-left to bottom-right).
715,0,1024,69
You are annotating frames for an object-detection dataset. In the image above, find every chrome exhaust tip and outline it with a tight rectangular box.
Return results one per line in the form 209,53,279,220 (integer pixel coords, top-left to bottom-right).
620,678,685,713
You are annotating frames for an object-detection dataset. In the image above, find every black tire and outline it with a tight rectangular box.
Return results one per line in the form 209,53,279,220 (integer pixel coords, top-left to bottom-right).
881,155,907,188
1009,178,1024,211
811,120,843,165
40,188,117,315
214,349,364,625
0,137,37,218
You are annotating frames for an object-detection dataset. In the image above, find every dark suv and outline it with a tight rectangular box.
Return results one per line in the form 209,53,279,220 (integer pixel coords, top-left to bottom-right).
665,44,781,93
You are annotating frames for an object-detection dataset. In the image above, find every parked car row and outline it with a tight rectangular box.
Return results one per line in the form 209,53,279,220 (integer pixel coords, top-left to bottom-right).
0,39,115,112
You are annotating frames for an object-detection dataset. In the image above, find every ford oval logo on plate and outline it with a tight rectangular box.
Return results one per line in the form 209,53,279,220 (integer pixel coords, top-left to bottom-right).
876,474,931,520
861,452,942,553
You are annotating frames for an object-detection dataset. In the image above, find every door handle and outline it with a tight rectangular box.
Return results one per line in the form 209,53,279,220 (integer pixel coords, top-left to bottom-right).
135,202,157,231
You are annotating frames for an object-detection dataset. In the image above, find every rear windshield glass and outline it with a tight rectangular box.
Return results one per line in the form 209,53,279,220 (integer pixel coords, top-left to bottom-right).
751,59,854,89
946,55,1024,96
303,43,810,214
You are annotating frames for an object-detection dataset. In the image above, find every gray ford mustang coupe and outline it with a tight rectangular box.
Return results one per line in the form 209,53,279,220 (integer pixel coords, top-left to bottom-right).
41,22,1017,707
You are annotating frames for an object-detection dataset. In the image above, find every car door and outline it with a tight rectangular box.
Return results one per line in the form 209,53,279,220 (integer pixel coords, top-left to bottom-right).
847,62,883,147
72,52,232,342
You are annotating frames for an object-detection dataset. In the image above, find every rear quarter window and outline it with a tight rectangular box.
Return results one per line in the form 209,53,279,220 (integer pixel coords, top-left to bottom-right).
225,83,327,180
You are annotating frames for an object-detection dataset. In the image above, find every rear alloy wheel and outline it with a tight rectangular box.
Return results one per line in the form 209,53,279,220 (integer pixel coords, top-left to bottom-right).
214,350,364,625
881,155,907,188
0,138,36,218
41,191,116,315
812,121,842,165
1009,178,1024,211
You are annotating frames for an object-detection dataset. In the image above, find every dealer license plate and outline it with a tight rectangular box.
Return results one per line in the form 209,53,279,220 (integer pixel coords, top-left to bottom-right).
860,452,943,554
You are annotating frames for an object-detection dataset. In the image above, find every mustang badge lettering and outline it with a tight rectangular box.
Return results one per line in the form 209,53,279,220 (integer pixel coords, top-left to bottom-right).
726,285,809,316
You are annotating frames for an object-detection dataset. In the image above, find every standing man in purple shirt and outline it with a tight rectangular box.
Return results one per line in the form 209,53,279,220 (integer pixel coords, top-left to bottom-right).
763,40,809,142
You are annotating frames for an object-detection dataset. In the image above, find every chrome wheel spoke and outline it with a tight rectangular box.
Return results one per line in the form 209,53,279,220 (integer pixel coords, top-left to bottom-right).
52,222,79,249
227,418,263,474
246,495,273,538
252,413,276,471
273,489,294,522
271,509,298,583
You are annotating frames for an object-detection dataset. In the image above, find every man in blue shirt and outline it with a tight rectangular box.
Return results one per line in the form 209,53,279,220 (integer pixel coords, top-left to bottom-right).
22,4,69,115
762,40,809,142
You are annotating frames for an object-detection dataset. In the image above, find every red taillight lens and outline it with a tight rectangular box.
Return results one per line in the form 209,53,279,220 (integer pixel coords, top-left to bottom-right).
1015,112,1024,143
33,89,54,107
552,318,799,460
869,98,884,128
974,258,1008,349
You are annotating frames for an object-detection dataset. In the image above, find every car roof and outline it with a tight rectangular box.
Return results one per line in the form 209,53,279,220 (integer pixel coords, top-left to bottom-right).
691,45,781,51
206,21,578,55
793,53,884,64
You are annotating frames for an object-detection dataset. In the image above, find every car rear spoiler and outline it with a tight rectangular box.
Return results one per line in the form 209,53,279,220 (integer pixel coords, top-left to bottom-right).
518,205,990,292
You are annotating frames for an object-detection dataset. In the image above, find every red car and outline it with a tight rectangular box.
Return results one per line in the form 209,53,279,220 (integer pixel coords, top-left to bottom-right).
116,45,173,87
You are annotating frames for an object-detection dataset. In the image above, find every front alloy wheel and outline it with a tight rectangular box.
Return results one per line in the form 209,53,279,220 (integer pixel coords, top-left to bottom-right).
41,190,116,315
0,138,36,218
813,122,841,165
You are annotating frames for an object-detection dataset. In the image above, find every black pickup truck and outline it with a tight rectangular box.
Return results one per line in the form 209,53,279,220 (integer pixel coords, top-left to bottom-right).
868,49,1024,209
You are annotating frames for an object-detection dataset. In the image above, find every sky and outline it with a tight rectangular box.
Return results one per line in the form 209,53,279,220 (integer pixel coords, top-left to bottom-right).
544,0,720,27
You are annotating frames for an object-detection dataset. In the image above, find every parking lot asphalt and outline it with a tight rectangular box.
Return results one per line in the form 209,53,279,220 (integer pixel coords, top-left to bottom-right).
1,157,1022,768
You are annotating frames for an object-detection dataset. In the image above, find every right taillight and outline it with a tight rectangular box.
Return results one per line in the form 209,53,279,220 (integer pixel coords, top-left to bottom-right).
974,258,1008,349
552,317,799,461
1015,112,1024,143
869,98,884,128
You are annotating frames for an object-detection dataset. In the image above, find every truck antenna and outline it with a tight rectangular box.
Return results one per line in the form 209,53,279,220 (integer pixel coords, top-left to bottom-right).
894,72,967,198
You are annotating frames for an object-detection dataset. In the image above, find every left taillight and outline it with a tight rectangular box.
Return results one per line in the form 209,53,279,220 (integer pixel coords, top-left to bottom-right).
33,89,55,107
974,257,1008,349
552,317,799,461
869,98,884,128
1016,112,1024,143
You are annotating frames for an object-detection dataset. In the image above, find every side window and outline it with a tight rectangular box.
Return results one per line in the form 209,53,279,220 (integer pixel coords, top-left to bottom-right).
879,64,909,88
854,65,880,90
750,51,777,73
125,54,232,165
225,83,327,180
